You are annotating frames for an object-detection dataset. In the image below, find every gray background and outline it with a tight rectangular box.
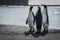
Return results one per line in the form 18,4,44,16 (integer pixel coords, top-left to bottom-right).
0,6,60,29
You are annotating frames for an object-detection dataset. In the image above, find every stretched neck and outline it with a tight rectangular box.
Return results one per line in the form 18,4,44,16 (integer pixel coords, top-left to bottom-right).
29,10,32,13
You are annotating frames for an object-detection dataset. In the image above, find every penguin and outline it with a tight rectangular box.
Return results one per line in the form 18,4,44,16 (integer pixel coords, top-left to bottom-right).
25,6,35,36
41,5,49,36
35,6,42,34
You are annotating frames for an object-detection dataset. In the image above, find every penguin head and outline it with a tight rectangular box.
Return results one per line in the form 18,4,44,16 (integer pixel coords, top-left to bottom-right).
44,5,47,9
29,6,33,13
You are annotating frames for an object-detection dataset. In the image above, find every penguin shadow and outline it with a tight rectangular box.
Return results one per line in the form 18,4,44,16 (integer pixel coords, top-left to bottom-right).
30,30,60,38
24,31,41,38
34,30,60,38
24,31,34,36
32,33,41,38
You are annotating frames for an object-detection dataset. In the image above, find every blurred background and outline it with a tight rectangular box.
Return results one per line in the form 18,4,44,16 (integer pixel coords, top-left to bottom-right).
0,6,60,29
